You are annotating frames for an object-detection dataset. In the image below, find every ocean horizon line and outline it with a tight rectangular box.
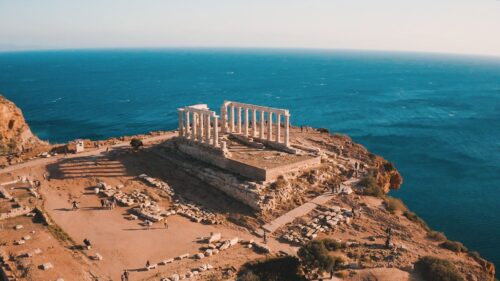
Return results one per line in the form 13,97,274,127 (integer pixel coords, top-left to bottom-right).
2,46,500,61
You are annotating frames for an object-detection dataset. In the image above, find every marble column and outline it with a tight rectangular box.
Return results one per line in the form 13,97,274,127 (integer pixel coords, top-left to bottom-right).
260,110,265,139
230,105,235,133
221,106,227,134
252,108,257,137
185,111,191,137
198,113,205,142
191,113,197,141
276,113,281,143
267,111,273,141
214,115,219,147
244,107,249,136
237,107,242,133
178,109,184,136
205,113,211,144
284,114,290,147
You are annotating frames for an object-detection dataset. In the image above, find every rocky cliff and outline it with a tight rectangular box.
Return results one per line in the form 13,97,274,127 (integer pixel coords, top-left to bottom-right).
0,95,45,154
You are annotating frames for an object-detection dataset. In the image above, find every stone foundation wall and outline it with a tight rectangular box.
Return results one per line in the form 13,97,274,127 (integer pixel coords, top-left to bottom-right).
154,147,264,210
175,140,321,182
176,140,268,181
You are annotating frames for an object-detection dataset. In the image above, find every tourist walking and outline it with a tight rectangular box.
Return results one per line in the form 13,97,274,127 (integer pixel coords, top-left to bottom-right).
164,219,169,229
146,260,150,268
263,231,267,244
100,199,105,209
123,270,129,281
72,200,79,210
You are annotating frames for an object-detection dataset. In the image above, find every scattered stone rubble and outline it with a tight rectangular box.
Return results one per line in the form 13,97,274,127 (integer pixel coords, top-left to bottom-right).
138,174,175,196
94,177,222,225
142,233,268,281
280,205,353,245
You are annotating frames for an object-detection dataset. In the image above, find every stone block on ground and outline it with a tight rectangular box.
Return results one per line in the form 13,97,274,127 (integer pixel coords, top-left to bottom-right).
93,253,103,261
39,262,53,270
207,232,221,243
229,237,239,246
176,253,189,260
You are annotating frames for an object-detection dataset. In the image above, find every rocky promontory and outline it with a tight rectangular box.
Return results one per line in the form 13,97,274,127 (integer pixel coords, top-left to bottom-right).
0,95,47,157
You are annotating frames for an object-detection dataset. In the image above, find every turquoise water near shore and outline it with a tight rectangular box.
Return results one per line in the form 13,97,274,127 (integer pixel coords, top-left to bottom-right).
1,49,499,269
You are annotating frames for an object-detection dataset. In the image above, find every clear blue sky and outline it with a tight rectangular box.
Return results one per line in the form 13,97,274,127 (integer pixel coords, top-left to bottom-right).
1,0,499,56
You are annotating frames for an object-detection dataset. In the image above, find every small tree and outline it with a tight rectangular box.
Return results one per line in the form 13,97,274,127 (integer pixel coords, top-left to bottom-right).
130,138,144,150
298,240,335,278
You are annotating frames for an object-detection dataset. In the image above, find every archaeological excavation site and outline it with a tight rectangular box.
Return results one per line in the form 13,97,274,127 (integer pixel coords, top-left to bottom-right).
0,98,495,281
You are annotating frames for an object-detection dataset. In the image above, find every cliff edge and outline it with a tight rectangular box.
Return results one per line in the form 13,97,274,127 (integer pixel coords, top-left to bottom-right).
0,95,46,155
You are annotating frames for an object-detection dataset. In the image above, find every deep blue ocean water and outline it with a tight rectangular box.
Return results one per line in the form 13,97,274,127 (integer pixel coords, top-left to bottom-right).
1,49,499,269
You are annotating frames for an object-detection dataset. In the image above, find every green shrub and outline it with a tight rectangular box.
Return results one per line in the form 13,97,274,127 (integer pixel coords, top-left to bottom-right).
468,251,481,261
358,175,384,197
130,138,144,150
440,240,468,253
322,238,345,251
403,211,429,231
383,197,407,214
239,271,260,281
414,256,464,281
383,162,396,171
237,256,305,281
298,240,335,275
427,231,447,242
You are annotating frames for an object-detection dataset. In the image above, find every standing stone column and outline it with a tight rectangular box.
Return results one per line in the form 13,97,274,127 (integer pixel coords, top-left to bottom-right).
237,107,242,133
191,113,197,141
230,105,235,133
260,110,265,139
205,113,211,144
252,108,257,137
244,107,249,136
185,110,191,137
213,114,219,147
276,113,281,143
178,109,184,137
221,105,227,134
268,111,273,141
285,114,290,147
198,113,204,142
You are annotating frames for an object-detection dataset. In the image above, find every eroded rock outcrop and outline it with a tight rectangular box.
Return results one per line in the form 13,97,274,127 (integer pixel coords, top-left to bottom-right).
0,95,45,154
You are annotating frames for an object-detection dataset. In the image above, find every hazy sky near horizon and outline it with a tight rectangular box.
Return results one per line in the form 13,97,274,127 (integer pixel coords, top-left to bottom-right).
1,0,500,56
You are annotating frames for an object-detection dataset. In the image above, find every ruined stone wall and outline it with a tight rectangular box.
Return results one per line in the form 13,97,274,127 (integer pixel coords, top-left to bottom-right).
176,141,268,181
265,156,322,180
154,146,264,210
176,140,321,182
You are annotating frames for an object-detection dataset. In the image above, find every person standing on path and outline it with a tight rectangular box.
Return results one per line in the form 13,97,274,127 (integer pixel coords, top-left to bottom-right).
164,219,168,229
72,200,79,210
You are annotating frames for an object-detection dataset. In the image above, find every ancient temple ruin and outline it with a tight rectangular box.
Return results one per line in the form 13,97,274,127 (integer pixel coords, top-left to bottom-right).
173,101,320,184
220,101,290,148
177,101,291,152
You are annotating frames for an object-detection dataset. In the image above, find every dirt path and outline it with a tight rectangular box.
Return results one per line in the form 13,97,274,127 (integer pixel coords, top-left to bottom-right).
262,192,335,234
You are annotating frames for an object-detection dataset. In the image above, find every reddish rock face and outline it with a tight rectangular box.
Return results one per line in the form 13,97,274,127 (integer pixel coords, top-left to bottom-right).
0,95,45,154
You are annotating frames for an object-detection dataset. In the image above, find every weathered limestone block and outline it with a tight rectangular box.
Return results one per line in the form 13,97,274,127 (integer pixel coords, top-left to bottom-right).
229,237,239,246
93,253,103,261
176,253,189,260
40,262,53,270
208,232,222,243
219,240,231,250
252,242,271,253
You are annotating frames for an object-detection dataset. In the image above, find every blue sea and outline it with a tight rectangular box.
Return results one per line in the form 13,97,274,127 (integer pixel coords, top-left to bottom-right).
1,49,499,269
